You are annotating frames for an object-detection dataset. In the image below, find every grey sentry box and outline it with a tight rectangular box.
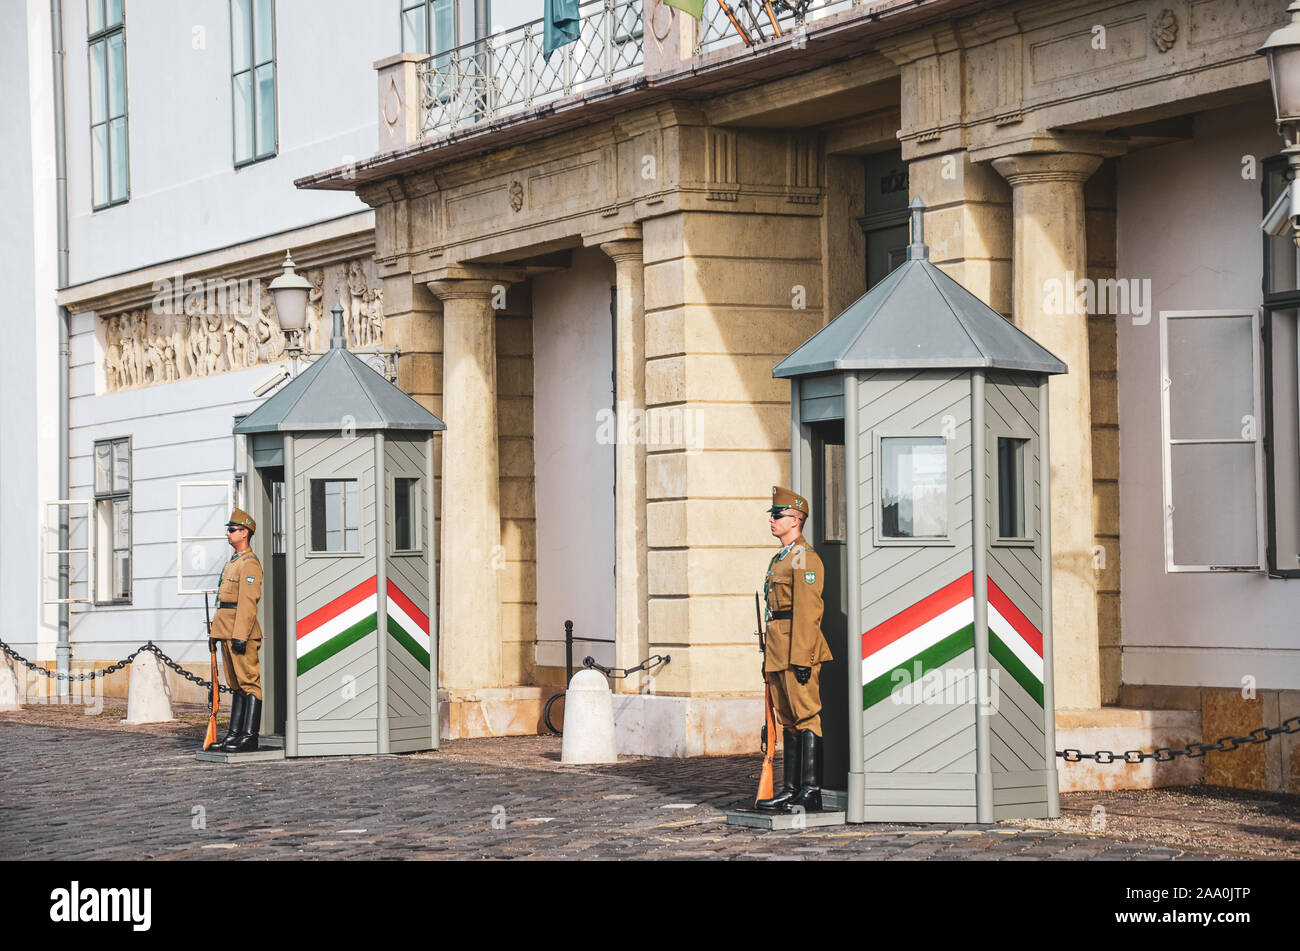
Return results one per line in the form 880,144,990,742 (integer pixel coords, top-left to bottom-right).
773,198,1067,823
233,306,445,757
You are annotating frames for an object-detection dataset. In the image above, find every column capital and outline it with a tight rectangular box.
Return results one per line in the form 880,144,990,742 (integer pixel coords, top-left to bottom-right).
423,264,526,302
990,152,1105,188
975,132,1127,185
598,238,644,266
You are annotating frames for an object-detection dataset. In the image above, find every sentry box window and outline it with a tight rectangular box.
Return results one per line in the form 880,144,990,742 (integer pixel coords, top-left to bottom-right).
310,479,358,553
879,436,949,541
393,476,421,553
995,436,1033,543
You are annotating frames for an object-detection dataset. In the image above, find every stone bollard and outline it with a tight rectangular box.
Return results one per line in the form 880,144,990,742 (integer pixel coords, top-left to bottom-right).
560,668,617,765
0,653,22,711
123,651,175,724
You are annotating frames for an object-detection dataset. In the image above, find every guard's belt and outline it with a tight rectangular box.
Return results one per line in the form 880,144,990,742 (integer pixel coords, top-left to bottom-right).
769,610,793,620
217,601,238,610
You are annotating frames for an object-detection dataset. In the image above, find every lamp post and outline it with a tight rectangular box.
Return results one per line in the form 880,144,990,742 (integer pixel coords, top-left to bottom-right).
1259,2,1300,239
267,250,311,369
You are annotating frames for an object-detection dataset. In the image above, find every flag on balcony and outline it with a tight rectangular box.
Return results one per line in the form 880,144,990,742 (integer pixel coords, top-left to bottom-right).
665,0,704,18
544,0,580,60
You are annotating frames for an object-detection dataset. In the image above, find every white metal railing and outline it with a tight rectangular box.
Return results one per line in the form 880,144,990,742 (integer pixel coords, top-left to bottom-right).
694,0,871,57
421,0,644,137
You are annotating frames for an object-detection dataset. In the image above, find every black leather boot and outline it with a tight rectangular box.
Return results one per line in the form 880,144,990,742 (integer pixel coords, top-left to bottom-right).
784,730,823,812
227,695,262,753
215,691,245,750
755,729,800,811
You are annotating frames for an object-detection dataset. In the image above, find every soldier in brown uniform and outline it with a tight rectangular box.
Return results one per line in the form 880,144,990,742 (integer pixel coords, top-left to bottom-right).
755,486,833,812
210,508,265,752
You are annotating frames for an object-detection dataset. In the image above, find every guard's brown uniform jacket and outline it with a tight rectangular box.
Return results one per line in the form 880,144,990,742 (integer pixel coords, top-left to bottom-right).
211,549,264,699
764,535,833,735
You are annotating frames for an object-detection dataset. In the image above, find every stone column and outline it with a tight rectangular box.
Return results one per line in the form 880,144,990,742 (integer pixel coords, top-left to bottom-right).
990,149,1107,711
426,274,515,693
601,239,649,693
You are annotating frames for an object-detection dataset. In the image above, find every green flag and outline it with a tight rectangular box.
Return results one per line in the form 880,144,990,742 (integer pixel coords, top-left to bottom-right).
544,0,580,60
664,0,704,18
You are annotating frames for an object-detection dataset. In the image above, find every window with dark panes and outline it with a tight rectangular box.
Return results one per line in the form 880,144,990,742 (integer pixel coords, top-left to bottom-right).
1261,158,1300,577
996,437,1030,541
879,436,948,540
88,0,128,207
393,477,420,552
310,479,359,553
93,437,131,602
231,0,276,166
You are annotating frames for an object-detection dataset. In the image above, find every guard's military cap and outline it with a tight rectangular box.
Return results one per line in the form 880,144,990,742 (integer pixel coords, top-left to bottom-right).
226,508,257,534
769,485,810,519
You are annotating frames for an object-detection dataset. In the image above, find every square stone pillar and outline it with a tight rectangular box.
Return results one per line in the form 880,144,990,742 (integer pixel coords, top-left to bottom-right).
426,269,522,693
375,53,426,153
599,238,650,693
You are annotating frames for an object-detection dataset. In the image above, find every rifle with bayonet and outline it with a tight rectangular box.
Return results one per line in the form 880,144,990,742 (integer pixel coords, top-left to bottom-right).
755,591,777,805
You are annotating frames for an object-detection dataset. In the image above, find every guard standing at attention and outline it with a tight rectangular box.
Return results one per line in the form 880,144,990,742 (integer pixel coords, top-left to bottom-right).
755,486,833,812
211,508,264,752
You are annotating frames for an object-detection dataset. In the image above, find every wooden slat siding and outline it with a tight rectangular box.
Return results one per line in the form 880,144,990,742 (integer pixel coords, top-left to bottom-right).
298,743,380,756
865,695,974,770
388,715,429,729
859,540,970,620
987,663,1046,772
386,637,430,703
385,652,427,717
896,722,979,772
864,771,976,789
862,647,976,737
991,803,1051,820
993,785,1051,807
801,395,844,421
296,720,379,735
991,768,1052,786
389,736,430,753
295,625,377,697
989,708,1043,771
301,695,379,722
984,375,1044,632
868,706,975,773
801,375,843,399
297,662,378,713
384,435,431,617
866,786,978,806
863,805,977,822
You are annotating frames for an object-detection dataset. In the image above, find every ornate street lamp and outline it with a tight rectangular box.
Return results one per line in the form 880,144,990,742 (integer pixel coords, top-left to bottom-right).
267,250,312,363
1259,2,1300,237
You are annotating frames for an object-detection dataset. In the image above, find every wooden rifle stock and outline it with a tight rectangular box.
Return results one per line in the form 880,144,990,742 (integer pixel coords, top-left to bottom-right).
203,593,219,751
755,592,775,804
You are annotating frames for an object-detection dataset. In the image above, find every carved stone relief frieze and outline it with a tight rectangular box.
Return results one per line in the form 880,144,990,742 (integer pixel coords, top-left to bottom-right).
101,256,385,393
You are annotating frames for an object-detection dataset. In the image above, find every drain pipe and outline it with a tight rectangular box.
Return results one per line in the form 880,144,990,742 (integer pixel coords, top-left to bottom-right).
51,0,71,693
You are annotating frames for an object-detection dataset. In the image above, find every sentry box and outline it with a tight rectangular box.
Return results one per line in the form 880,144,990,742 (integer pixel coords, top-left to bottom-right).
773,198,1066,823
232,306,445,757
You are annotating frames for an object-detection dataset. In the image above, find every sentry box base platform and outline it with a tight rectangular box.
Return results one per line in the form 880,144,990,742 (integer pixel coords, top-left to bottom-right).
725,808,847,830
196,746,286,764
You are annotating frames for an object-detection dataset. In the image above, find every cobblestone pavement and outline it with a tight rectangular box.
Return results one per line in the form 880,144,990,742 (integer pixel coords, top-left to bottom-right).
1,706,1296,860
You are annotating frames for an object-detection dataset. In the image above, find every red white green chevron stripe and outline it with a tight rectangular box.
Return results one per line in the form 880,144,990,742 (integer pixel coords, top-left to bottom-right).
862,574,974,710
386,579,430,671
296,576,378,676
986,579,1044,707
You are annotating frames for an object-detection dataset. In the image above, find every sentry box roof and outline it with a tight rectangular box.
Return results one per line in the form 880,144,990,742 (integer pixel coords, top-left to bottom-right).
234,306,447,434
773,198,1067,379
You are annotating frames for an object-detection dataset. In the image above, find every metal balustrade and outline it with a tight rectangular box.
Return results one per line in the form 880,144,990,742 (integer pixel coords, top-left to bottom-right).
420,0,644,136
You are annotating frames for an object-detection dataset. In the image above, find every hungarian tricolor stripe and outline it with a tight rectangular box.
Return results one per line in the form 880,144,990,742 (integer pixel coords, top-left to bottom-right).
296,576,378,676
386,578,431,670
862,573,974,710
986,579,1044,707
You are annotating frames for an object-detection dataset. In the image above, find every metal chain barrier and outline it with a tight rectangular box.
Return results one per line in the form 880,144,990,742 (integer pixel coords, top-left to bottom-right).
1058,716,1300,764
0,638,231,694
582,653,671,680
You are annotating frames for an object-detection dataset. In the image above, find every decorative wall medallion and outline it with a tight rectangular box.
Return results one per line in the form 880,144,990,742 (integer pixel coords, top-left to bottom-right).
1152,9,1177,53
383,75,402,128
508,180,524,211
650,0,674,53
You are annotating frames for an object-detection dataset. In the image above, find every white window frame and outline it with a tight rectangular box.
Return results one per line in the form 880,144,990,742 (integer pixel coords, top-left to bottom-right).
307,476,362,556
872,430,956,547
1159,308,1267,572
390,473,424,555
990,431,1036,548
42,500,95,605
177,480,235,595
229,0,277,167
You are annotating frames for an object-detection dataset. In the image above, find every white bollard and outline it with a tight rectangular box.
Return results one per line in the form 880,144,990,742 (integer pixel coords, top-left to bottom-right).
0,653,22,710
560,668,618,765
123,651,175,724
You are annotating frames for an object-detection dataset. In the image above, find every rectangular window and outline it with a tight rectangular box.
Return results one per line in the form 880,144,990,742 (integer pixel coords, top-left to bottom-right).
1159,310,1265,571
995,437,1030,541
1261,159,1300,578
393,477,421,552
310,479,359,553
231,0,276,166
88,0,128,207
401,0,457,63
879,436,948,540
822,442,846,543
93,437,131,602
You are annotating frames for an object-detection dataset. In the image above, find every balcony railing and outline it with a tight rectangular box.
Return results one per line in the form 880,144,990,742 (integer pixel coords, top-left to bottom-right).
694,0,872,57
420,0,644,137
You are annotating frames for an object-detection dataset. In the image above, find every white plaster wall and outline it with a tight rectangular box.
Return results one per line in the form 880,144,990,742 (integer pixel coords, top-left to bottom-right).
62,0,384,284
1117,98,1300,689
0,1,61,655
532,246,616,670
65,310,277,662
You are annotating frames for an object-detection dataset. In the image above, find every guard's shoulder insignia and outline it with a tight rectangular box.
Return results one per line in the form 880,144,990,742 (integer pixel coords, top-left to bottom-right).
246,576,256,584
804,571,816,584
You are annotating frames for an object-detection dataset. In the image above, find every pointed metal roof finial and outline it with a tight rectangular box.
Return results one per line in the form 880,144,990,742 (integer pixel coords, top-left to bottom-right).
907,196,929,261
330,302,346,349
